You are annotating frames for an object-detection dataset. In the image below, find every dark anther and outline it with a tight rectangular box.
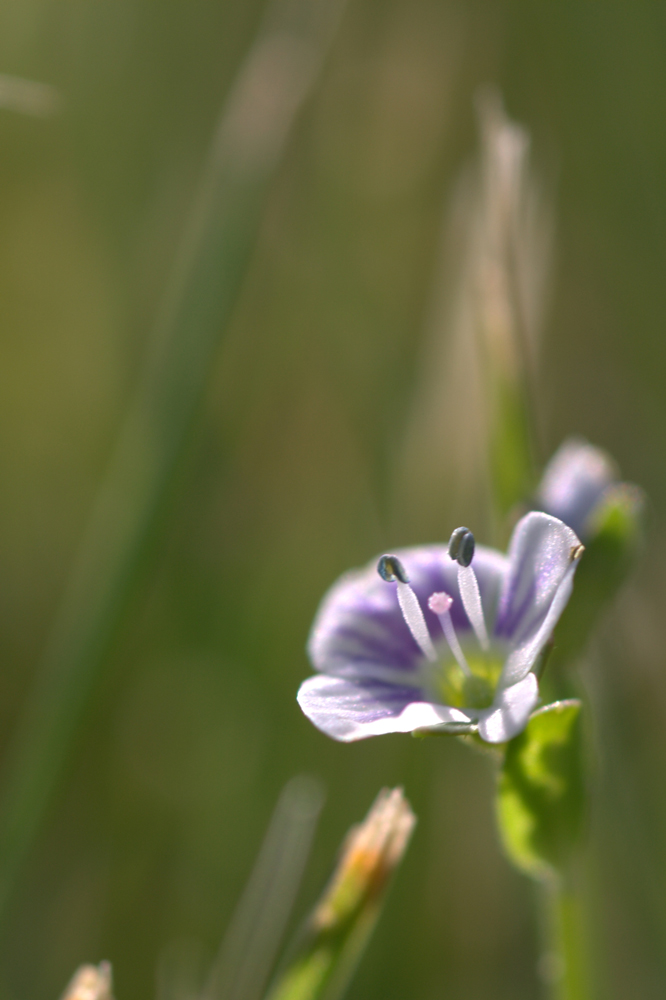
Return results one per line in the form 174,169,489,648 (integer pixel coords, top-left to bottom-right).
377,554,409,584
448,527,475,567
448,526,469,561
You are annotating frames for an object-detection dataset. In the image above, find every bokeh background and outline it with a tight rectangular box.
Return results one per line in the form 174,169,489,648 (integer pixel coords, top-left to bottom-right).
0,1,666,998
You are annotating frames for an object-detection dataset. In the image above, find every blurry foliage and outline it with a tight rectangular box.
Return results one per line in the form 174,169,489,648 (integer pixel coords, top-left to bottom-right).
0,2,664,1000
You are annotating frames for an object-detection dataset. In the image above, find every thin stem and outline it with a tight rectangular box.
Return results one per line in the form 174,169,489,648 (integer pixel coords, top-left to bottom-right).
539,875,592,1000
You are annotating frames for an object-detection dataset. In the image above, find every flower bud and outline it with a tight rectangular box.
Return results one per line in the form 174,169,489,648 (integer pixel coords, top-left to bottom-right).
536,440,645,668
266,789,416,1000
313,788,416,930
61,964,113,1000
536,438,618,540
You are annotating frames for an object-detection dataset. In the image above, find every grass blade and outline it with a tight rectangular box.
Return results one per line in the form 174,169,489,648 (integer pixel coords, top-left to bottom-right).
203,777,324,1000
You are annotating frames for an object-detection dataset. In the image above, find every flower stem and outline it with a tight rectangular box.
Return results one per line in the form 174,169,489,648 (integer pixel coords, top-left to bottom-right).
539,875,592,1000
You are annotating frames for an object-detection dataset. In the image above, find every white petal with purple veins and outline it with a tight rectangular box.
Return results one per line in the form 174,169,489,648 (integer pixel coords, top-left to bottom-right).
476,672,540,743
495,512,581,686
501,560,577,687
297,674,474,742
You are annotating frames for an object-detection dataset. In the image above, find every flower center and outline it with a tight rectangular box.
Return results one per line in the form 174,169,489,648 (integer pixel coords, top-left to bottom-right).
433,647,504,710
377,530,505,713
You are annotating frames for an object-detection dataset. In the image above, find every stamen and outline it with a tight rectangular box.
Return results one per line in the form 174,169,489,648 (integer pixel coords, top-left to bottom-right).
428,592,472,678
448,527,475,567
396,583,437,662
377,555,436,662
377,554,410,584
457,564,490,651
447,528,490,651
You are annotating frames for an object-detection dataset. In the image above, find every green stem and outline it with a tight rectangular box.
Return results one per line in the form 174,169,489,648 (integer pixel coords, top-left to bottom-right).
540,875,592,1000
266,905,380,1000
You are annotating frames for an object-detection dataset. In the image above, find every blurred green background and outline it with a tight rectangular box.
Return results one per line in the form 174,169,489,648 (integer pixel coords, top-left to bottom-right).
1,1,666,998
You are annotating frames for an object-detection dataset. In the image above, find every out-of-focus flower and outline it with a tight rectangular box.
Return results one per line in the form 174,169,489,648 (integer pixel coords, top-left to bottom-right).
298,512,583,745
61,964,113,1000
536,437,622,539
536,437,644,666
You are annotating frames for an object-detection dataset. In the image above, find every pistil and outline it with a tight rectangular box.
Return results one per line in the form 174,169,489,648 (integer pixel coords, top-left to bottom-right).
428,592,472,678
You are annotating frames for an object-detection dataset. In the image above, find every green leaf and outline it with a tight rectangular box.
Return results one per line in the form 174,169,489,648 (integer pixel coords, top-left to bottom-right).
496,700,584,879
551,483,644,669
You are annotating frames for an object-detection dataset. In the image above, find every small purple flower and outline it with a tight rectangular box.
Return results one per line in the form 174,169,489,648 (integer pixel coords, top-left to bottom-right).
298,512,583,745
536,438,618,540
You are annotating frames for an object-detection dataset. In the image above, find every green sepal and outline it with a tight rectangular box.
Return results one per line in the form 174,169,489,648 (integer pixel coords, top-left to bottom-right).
411,722,477,739
551,483,644,669
496,700,584,879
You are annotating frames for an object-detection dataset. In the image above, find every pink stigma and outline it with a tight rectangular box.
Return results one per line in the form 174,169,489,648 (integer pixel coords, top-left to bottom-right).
428,592,453,615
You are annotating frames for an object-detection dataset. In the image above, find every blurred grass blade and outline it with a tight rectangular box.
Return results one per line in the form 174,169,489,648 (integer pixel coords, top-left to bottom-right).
266,788,416,1000
202,776,324,1000
0,0,345,922
399,90,550,539
0,73,60,115
157,941,208,1000
474,89,546,521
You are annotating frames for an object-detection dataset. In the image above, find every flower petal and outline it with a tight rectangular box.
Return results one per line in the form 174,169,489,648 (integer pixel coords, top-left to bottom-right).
308,545,507,678
537,438,616,538
495,512,581,685
476,672,539,743
297,674,473,742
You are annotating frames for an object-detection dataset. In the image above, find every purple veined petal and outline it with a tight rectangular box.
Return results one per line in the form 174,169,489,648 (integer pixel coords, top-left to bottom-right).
308,545,508,678
307,563,429,676
408,545,507,634
476,672,539,743
501,560,577,686
296,674,474,742
537,437,616,538
495,512,582,686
